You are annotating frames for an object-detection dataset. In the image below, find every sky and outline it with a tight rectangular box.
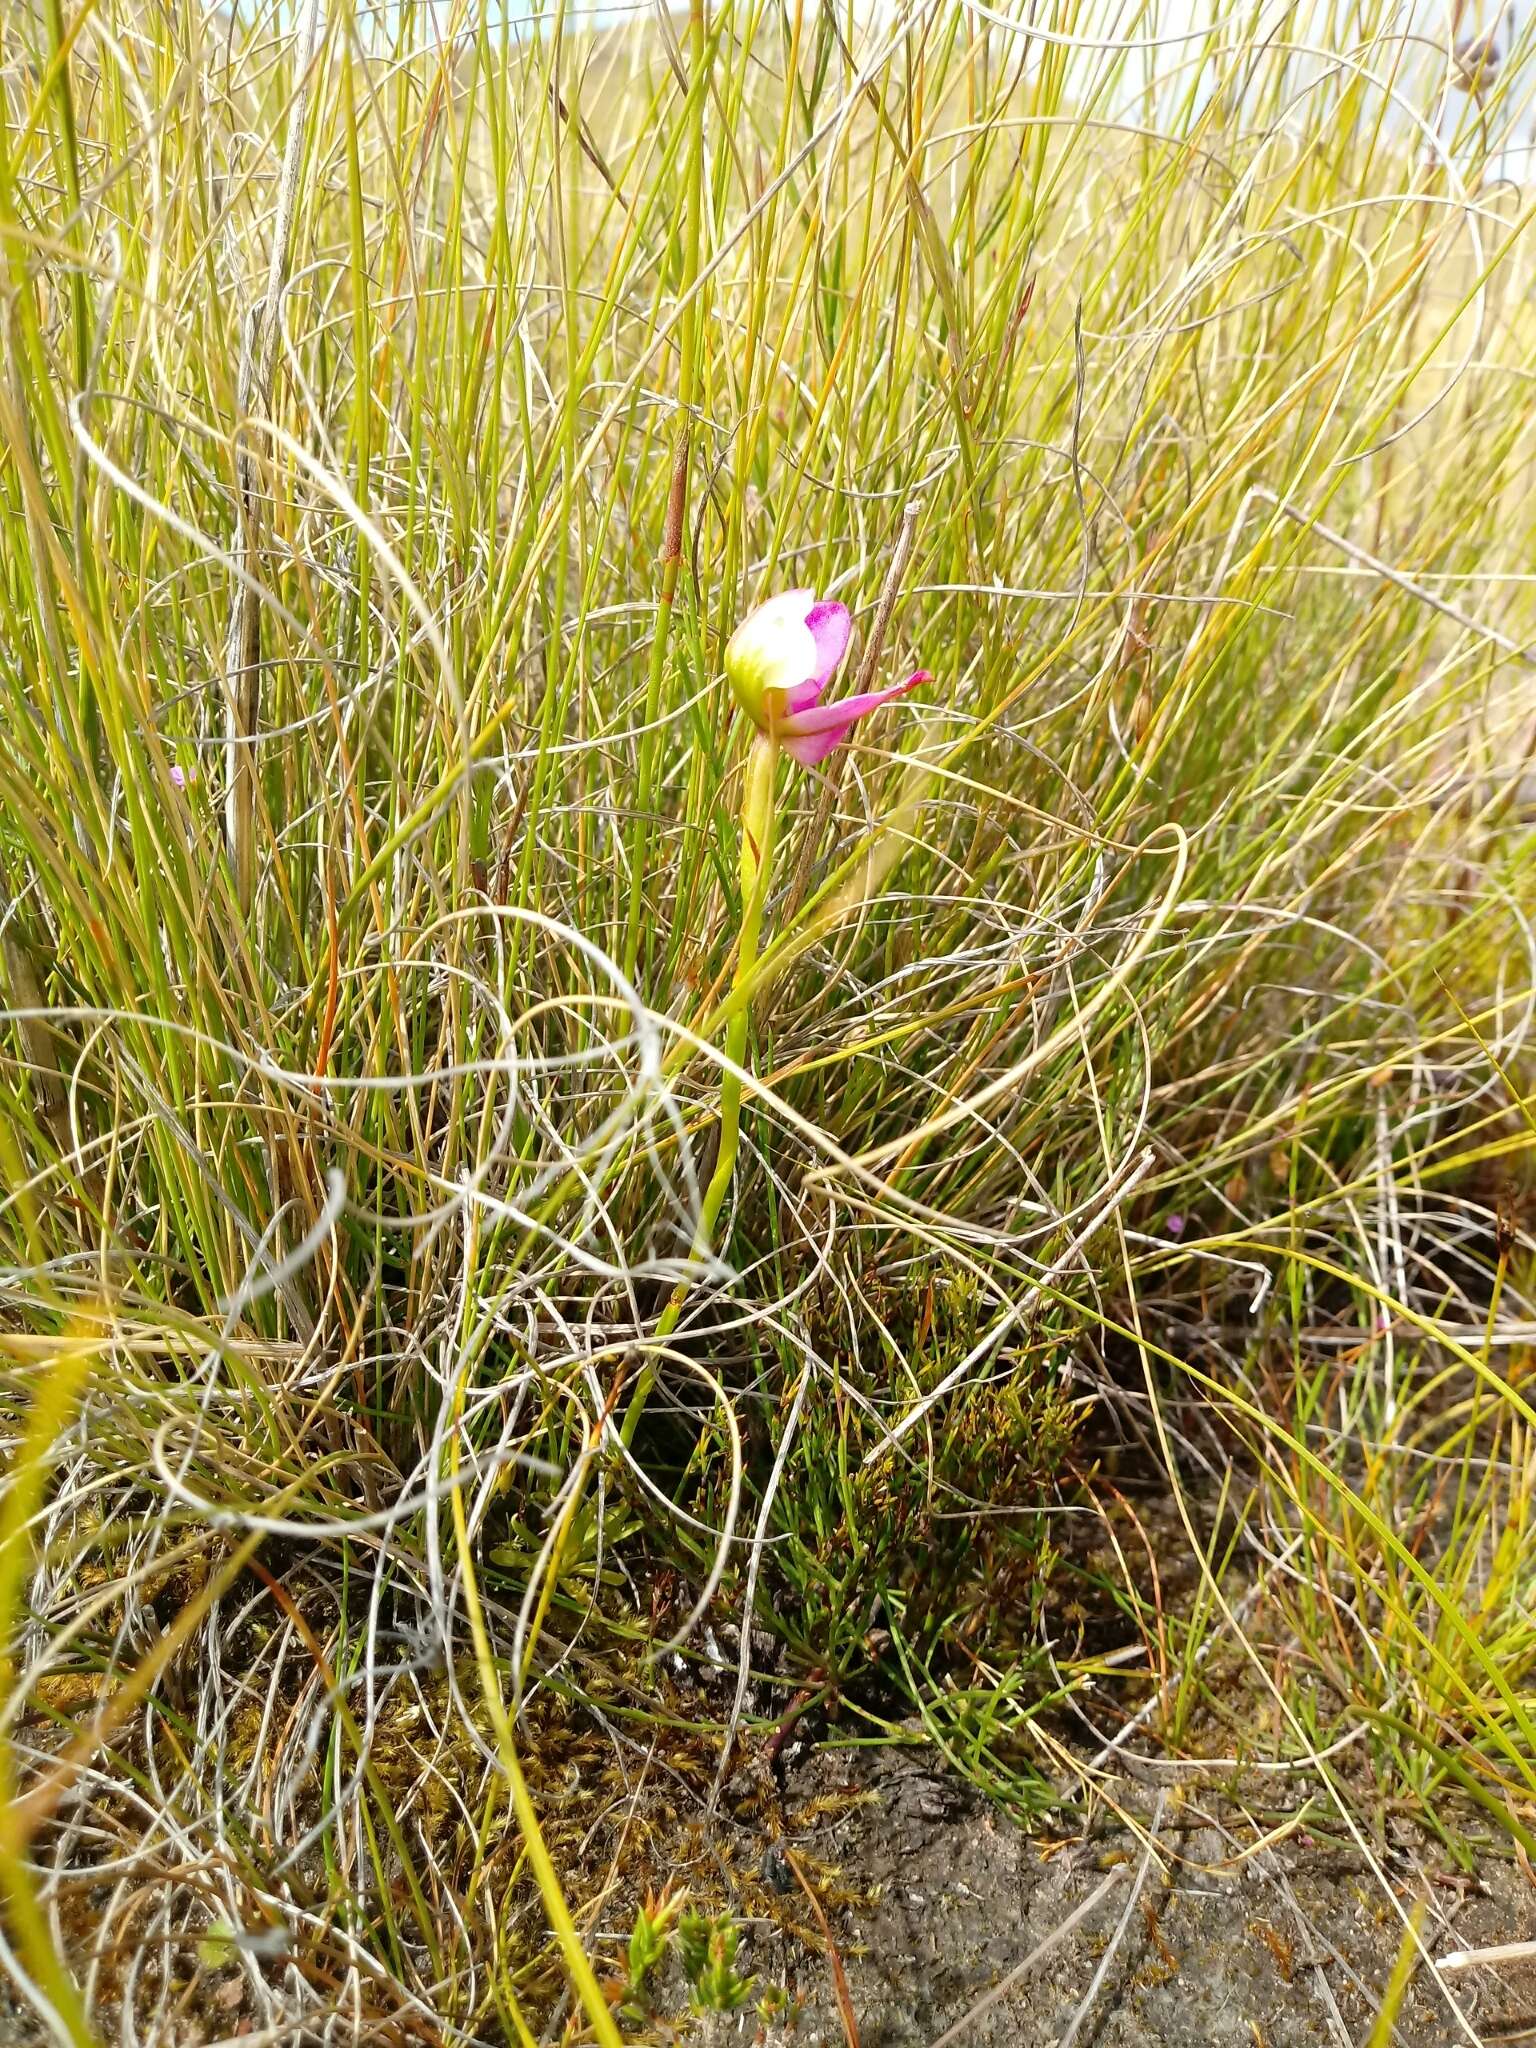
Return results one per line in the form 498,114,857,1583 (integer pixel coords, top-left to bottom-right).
309,0,1536,183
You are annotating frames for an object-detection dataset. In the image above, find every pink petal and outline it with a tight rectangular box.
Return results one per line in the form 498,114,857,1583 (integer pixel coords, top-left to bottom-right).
779,670,928,736
804,600,852,685
776,669,929,766
781,722,855,767
775,676,827,716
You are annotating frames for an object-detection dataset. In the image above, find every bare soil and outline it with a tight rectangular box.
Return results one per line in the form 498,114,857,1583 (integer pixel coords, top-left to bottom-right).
696,1747,1536,2048
4,1738,1534,2044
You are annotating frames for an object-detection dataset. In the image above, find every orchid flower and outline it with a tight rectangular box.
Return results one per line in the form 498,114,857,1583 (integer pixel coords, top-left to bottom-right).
725,589,928,766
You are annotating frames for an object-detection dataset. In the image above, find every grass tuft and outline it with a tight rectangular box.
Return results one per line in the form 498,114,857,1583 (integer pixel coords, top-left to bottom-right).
1,0,1534,2037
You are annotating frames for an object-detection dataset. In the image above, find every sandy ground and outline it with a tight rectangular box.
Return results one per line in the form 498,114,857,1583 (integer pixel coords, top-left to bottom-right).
696,1748,1536,2048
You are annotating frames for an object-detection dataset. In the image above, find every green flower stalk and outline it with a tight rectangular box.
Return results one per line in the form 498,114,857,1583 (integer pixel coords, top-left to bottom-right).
692,725,777,1261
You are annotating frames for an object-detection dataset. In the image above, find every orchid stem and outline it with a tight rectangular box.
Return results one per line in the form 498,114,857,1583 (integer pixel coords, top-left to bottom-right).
622,733,779,1444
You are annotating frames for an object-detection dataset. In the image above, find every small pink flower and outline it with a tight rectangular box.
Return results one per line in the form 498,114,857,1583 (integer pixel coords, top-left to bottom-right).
1164,1212,1185,1239
169,764,188,791
724,589,928,767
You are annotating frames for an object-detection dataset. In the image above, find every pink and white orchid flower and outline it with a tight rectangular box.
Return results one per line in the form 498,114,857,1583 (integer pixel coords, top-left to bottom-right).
724,589,928,766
